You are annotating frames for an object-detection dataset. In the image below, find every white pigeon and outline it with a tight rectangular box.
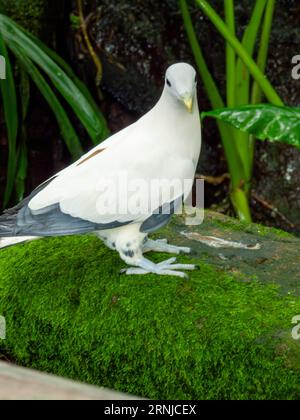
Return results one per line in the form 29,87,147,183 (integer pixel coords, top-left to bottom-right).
0,63,201,278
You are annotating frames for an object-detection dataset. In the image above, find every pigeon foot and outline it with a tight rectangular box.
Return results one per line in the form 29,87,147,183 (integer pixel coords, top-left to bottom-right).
121,257,198,279
143,239,191,255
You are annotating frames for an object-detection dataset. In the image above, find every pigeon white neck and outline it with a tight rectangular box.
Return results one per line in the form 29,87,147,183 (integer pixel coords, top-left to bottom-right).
155,88,199,118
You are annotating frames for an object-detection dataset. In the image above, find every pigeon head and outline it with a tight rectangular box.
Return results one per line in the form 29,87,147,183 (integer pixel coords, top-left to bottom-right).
165,63,197,113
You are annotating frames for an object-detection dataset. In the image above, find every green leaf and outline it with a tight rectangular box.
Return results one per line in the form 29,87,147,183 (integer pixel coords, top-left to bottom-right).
180,0,251,222
0,14,108,145
251,0,276,105
179,0,245,189
0,32,18,208
235,0,267,106
202,105,300,148
24,29,109,139
233,0,267,180
70,13,81,29
12,43,84,160
195,0,283,106
224,0,236,108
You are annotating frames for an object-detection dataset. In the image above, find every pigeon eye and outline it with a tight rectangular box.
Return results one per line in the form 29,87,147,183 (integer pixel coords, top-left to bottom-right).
166,79,172,87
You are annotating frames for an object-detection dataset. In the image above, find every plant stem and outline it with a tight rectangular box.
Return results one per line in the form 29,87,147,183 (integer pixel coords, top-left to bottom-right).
235,0,267,106
224,1,246,185
180,0,252,222
195,0,283,107
224,0,236,108
179,0,224,109
234,0,267,185
77,0,102,86
249,0,276,174
251,0,276,104
180,0,243,186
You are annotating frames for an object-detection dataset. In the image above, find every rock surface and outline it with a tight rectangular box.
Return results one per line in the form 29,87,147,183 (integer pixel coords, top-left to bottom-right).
0,212,299,399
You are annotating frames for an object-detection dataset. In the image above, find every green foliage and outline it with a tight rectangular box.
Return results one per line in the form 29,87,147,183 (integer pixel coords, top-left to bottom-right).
70,13,81,30
0,32,18,208
202,105,300,148
0,14,109,207
180,0,281,222
0,232,300,399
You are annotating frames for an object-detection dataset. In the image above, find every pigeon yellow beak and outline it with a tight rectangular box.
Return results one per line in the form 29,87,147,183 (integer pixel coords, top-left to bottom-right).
183,96,193,113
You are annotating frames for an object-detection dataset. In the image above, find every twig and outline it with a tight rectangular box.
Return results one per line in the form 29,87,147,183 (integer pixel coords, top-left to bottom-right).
252,193,295,228
196,173,230,185
77,0,103,85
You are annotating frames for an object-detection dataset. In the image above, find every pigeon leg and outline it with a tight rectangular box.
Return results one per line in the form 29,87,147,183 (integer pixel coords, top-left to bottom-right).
143,238,191,255
121,256,198,278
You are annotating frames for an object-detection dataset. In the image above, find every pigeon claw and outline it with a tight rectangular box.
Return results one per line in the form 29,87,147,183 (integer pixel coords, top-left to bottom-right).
121,257,198,279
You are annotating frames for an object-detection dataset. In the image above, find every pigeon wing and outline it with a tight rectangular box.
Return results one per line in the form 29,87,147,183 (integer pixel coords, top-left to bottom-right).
24,125,192,236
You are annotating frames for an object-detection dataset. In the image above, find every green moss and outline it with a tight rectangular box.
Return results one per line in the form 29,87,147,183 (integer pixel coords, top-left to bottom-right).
0,232,300,399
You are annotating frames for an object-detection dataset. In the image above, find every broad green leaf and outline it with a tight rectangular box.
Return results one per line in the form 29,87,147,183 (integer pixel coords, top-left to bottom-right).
0,14,108,145
12,43,84,160
202,105,300,148
0,32,18,208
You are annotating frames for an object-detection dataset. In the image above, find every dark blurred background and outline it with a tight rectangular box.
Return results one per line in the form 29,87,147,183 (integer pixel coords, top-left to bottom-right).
0,0,300,233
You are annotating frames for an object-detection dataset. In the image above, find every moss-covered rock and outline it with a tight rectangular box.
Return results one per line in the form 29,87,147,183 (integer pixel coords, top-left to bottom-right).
0,211,300,399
